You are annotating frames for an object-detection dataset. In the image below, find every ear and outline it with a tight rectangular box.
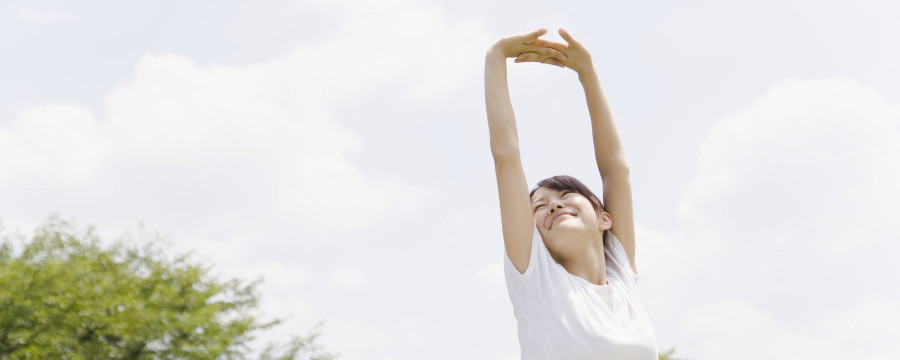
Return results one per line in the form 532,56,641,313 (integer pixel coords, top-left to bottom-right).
597,211,612,231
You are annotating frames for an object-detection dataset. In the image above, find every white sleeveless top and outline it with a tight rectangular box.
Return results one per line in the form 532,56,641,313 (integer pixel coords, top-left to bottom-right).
503,226,658,359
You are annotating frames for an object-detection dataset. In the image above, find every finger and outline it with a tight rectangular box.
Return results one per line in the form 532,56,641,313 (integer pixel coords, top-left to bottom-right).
516,53,565,68
532,57,565,68
521,43,567,59
514,51,539,63
540,46,567,61
525,47,566,62
544,57,565,68
525,28,548,39
558,28,581,47
527,38,568,54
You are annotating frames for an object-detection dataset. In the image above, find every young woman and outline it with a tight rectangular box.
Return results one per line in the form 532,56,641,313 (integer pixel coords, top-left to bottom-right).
485,28,659,359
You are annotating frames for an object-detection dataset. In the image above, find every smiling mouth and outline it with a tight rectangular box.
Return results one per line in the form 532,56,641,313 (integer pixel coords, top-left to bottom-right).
554,213,572,222
549,212,574,229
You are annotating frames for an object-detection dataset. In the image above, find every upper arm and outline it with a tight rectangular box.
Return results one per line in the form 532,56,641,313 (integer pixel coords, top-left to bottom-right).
485,50,533,274
493,153,535,275
601,166,637,275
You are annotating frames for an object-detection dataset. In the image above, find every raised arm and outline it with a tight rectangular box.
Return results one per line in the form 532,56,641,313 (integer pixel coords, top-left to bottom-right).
485,29,567,274
527,29,637,273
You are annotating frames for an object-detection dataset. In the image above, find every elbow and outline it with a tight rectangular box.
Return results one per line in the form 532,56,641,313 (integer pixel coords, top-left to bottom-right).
490,137,521,161
491,146,522,163
598,157,630,177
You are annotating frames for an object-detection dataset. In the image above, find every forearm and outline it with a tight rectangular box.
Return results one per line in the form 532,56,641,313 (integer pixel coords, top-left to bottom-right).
579,67,629,175
485,46,521,158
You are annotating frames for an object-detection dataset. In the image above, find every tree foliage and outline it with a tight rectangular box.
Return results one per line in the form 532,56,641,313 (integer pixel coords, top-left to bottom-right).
659,346,691,360
0,215,335,360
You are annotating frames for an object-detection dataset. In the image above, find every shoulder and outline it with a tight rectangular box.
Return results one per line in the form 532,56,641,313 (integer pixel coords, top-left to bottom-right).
505,227,571,286
604,230,640,281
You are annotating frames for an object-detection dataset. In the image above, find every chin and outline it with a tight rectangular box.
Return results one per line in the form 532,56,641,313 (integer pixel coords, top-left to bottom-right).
552,222,588,233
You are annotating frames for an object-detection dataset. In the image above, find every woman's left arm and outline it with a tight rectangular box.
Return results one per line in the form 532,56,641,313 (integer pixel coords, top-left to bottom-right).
582,68,637,273
524,29,637,272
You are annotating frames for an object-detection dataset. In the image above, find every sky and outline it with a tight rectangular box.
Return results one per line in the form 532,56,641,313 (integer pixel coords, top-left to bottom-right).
2,0,899,359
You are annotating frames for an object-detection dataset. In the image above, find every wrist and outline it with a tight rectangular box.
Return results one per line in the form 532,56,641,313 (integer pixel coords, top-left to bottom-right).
486,43,507,60
577,63,598,82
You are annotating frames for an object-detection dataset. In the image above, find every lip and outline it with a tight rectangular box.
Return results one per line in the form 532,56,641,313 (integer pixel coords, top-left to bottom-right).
549,210,576,228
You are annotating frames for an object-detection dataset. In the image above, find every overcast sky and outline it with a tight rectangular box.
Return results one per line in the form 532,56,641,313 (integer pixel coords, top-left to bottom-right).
2,0,899,359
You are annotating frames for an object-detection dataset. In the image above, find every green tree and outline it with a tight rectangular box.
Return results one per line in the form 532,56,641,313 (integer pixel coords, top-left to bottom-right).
0,215,335,360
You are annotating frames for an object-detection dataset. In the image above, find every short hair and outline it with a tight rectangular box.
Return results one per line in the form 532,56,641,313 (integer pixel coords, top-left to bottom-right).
529,175,604,213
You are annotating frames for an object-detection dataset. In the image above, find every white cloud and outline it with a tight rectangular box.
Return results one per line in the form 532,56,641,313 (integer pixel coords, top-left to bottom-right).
0,0,496,239
327,266,366,291
681,297,900,360
1,49,428,242
319,318,391,360
646,77,900,359
681,77,900,250
252,260,316,292
0,0,543,358
0,2,491,357
2,25,454,236
0,104,110,183
816,297,900,359
681,300,836,360
631,224,686,310
307,0,492,100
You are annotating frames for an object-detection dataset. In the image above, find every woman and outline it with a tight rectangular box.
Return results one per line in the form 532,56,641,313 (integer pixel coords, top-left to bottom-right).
485,28,658,359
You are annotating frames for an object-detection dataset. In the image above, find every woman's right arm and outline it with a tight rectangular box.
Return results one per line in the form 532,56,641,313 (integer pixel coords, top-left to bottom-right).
485,29,565,274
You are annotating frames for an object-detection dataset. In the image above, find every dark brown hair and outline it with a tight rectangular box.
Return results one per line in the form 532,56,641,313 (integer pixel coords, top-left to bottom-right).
529,175,604,213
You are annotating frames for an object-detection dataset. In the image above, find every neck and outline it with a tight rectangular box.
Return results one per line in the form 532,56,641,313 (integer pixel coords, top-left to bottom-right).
559,231,608,286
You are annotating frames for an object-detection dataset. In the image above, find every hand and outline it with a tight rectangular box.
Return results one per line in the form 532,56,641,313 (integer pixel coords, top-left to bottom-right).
491,28,567,68
523,28,594,75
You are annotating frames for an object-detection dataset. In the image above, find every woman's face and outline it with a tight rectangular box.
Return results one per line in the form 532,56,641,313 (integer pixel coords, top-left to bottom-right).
531,187,608,253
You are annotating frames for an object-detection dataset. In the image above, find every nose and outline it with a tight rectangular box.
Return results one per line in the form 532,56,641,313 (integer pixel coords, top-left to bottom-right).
548,202,564,213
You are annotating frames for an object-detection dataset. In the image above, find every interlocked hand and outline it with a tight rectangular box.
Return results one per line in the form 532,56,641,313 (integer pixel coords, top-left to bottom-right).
519,28,594,75
493,28,568,68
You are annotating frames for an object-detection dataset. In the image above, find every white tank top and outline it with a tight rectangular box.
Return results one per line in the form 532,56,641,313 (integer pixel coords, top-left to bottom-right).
503,226,658,359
